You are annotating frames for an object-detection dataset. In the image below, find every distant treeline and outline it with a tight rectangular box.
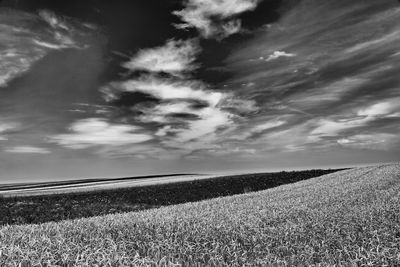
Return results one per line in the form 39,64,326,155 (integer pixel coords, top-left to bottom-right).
0,169,344,225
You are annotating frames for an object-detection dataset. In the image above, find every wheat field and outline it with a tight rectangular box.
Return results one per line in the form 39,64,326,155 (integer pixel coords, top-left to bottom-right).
1,164,400,266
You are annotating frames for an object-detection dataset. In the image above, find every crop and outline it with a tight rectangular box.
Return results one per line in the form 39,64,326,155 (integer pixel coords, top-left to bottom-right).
0,169,338,225
1,164,399,266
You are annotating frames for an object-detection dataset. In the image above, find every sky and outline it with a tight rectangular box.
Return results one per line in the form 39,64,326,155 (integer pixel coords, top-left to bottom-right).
0,0,399,183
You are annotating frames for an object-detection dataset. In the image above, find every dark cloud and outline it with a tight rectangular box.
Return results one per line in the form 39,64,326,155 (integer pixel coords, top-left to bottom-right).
166,112,201,120
110,91,161,108
187,99,209,109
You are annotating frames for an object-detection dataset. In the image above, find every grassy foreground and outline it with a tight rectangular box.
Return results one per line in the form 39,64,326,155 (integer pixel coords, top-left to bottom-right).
1,164,400,266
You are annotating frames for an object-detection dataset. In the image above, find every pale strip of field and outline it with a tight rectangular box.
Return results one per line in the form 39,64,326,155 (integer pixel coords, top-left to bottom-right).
0,174,229,197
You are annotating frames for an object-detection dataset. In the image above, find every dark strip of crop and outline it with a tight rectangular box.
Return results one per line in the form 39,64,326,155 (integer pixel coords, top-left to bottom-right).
0,169,344,225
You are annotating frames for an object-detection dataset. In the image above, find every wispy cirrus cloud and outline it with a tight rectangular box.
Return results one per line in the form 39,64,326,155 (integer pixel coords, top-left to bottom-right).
230,120,286,141
0,8,105,156
104,75,223,107
0,8,98,87
0,121,18,140
122,39,200,76
311,98,400,138
357,99,400,117
173,0,260,38
102,75,256,152
219,0,400,155
337,133,400,151
51,118,152,149
38,9,70,31
264,51,296,62
5,146,50,154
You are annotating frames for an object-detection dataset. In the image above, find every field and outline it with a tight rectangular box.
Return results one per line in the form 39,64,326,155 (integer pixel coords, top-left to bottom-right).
0,169,337,225
0,173,196,197
1,164,399,266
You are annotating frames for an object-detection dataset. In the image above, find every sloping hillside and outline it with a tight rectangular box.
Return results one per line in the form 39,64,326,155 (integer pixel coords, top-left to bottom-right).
1,164,399,266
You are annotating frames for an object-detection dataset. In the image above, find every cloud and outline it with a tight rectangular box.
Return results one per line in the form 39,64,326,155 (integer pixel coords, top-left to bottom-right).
231,120,286,140
265,51,296,61
214,0,400,155
122,39,200,76
102,75,258,153
253,120,286,132
151,105,232,150
337,134,400,151
286,78,366,110
173,0,260,38
346,29,400,54
0,122,18,132
219,20,242,37
310,118,368,137
0,122,19,140
38,10,70,31
105,75,230,126
103,75,224,107
0,47,43,88
169,106,232,143
5,146,50,154
87,0,399,159
0,9,97,87
311,98,400,137
304,98,400,149
138,102,200,123
256,122,314,152
32,39,73,50
88,0,265,157
245,98,400,153
52,118,152,149
93,0,264,156
357,99,400,117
